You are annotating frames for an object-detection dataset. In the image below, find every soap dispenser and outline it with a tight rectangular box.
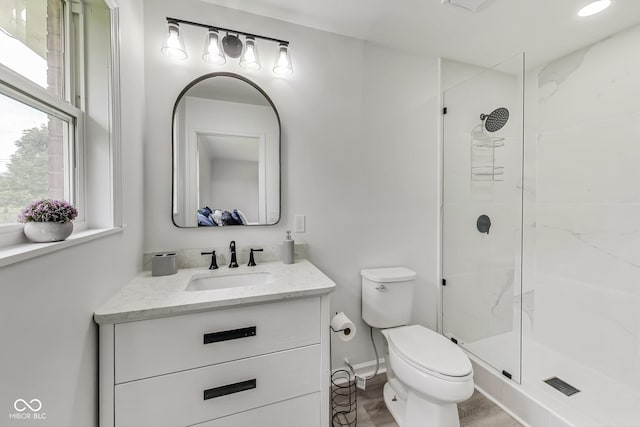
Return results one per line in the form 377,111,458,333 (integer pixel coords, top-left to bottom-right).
282,230,294,264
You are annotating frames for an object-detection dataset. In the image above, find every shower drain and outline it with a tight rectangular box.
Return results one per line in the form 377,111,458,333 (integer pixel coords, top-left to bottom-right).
544,377,580,396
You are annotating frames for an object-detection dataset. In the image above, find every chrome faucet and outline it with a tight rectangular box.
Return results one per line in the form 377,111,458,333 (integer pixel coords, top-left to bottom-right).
229,240,239,268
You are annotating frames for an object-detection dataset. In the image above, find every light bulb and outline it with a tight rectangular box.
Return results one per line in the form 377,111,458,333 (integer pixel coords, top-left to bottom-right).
203,28,226,65
240,36,261,71
161,21,188,60
273,43,293,76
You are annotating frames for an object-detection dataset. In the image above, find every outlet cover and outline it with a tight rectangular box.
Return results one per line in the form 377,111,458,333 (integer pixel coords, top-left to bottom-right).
294,215,306,233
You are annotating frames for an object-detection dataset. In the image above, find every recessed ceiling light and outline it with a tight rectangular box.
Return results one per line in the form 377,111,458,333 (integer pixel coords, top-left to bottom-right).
578,0,612,17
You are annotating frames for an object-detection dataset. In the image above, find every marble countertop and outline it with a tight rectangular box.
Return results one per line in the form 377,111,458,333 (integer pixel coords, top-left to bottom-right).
94,259,336,324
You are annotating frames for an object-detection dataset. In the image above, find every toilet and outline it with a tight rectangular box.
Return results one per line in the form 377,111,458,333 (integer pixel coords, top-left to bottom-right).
361,267,474,427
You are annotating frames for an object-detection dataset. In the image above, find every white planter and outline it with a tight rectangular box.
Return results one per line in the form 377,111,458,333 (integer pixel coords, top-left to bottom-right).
23,221,73,243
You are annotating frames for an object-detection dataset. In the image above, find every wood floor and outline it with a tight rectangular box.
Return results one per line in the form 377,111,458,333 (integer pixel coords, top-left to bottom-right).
347,376,523,427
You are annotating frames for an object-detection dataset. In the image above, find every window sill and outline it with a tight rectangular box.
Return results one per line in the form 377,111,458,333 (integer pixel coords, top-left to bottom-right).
0,227,125,268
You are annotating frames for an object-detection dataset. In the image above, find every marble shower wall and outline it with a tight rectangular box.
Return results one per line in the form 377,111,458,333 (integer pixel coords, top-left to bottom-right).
528,24,640,391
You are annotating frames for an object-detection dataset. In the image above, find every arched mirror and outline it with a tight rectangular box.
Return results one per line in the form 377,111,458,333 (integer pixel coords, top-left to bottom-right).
172,73,280,227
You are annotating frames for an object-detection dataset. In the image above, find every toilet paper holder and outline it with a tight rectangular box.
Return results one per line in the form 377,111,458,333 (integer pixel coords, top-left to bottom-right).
330,312,355,339
331,324,352,336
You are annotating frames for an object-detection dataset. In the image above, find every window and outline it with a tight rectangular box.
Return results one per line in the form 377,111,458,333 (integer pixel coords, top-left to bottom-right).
0,93,74,223
0,0,65,96
0,0,84,229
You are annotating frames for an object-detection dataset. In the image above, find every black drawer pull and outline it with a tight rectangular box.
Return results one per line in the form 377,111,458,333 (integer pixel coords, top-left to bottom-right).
204,379,256,400
203,326,256,344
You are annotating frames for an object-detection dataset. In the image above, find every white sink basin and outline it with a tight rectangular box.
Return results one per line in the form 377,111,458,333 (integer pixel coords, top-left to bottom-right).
186,271,272,291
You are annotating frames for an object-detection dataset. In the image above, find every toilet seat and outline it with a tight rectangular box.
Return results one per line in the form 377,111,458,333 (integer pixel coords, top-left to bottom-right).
386,325,472,382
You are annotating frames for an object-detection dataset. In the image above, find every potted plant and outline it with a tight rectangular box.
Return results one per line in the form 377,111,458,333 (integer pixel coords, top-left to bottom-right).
18,199,78,243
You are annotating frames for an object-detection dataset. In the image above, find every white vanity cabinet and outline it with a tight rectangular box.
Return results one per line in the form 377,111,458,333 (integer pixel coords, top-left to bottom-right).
98,296,331,427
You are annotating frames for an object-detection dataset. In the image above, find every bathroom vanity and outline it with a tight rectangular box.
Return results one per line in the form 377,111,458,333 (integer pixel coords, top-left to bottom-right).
94,260,335,427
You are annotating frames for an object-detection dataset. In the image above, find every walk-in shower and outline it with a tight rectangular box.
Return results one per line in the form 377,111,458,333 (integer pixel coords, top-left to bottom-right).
442,24,640,425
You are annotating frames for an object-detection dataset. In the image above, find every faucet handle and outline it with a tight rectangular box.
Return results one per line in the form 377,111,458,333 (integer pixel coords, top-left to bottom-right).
201,250,218,270
247,248,264,267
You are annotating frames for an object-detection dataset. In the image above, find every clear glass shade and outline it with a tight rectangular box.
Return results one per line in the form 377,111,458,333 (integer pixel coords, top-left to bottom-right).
161,22,187,60
239,36,261,71
203,28,226,64
273,43,293,76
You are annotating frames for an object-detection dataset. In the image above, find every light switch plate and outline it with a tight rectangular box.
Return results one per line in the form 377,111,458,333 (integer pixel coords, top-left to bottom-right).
294,215,306,233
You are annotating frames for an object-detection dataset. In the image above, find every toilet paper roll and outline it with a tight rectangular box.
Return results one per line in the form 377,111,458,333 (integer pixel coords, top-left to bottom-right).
330,312,357,342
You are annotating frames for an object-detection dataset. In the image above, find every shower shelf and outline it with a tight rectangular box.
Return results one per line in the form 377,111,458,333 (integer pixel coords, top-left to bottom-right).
472,135,505,148
470,125,505,181
472,166,504,175
472,166,505,181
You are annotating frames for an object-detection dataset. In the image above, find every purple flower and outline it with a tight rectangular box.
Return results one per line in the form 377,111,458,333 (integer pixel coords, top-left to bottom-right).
17,199,78,223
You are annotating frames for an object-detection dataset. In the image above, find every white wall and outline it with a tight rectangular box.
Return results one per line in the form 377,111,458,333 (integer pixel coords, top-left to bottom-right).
142,0,440,368
0,0,145,425
527,25,640,391
209,158,259,221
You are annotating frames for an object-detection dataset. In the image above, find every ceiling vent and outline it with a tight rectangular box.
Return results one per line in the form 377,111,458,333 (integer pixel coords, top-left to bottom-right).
441,0,490,12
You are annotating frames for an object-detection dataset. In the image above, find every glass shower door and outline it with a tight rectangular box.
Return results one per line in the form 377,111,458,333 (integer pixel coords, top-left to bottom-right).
441,54,524,383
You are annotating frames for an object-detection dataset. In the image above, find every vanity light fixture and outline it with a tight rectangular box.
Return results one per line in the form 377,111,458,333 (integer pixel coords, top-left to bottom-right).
578,0,612,17
239,36,261,70
202,28,226,64
162,17,293,76
161,20,188,60
273,43,293,76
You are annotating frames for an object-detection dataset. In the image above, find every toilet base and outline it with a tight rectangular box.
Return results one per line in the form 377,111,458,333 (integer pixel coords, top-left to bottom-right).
383,382,461,427
383,382,406,425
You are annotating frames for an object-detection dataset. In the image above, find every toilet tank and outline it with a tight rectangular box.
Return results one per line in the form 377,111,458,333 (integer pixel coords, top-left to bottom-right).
361,267,416,328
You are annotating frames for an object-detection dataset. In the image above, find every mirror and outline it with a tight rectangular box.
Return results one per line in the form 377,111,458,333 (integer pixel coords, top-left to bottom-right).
172,73,280,227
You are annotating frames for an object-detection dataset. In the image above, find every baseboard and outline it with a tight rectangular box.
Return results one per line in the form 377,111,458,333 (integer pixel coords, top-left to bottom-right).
342,357,386,378
332,358,387,386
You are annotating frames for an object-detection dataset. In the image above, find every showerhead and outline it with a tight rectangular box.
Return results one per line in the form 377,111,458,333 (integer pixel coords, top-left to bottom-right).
480,107,509,132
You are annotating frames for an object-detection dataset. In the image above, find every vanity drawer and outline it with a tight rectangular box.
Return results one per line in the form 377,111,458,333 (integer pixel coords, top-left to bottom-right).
115,297,320,383
193,392,320,427
114,345,320,427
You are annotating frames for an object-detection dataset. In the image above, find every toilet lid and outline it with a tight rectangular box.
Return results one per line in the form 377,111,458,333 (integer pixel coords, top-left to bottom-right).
387,325,472,378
